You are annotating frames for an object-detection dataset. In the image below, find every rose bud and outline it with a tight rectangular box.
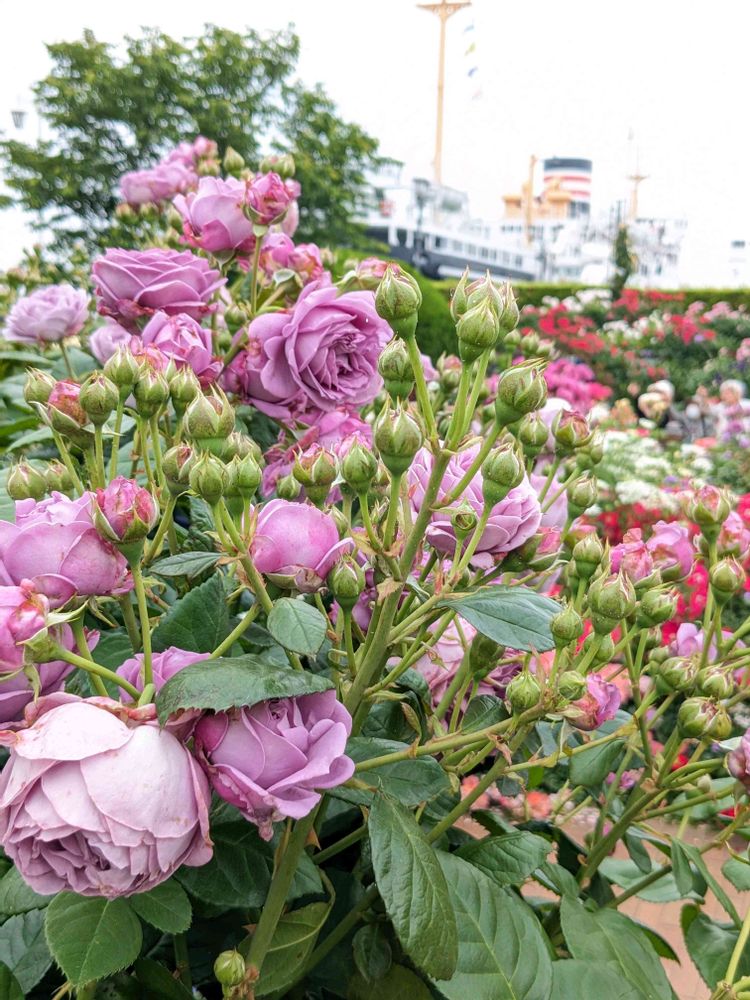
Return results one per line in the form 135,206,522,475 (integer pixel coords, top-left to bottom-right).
104,345,140,401
133,367,170,418
94,477,158,560
47,381,93,448
468,633,505,679
228,453,262,500
710,557,746,603
185,390,235,455
589,572,637,623
498,281,520,333
163,444,196,497
293,445,338,507
558,671,587,701
450,268,470,321
713,511,750,560
276,473,302,501
7,462,47,502
456,299,500,364
222,145,246,176
503,328,522,349
578,632,616,666
374,404,423,477
551,604,584,649
245,171,294,227
259,152,296,178
465,272,503,315
215,951,246,990
697,666,735,700
572,534,604,579
494,365,548,426
43,460,75,495
576,430,605,470
552,409,593,454
224,432,262,464
79,372,119,427
518,412,550,458
565,673,621,731
329,556,366,612
520,331,540,357
727,731,750,790
23,367,56,406
482,443,525,507
506,670,541,714
169,366,201,415
375,265,422,338
224,305,248,334
450,501,479,540
189,452,228,506
438,354,462,391
566,473,598,517
378,338,415,399
0,696,212,897
638,588,677,627
194,691,355,839
685,485,732,540
657,656,698,693
341,441,379,495
519,526,561,571
678,697,732,741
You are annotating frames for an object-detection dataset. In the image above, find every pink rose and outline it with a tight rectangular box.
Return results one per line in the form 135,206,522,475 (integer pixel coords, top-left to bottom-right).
251,499,352,592
728,731,750,789
0,585,76,725
0,695,212,897
611,528,655,583
141,310,220,383
245,171,294,226
259,233,325,285
194,690,354,840
3,285,88,344
670,622,716,659
119,160,197,207
89,320,132,365
717,512,750,559
565,673,621,731
174,176,255,254
0,492,131,608
94,477,158,545
407,444,542,568
92,248,225,326
646,520,694,579
117,646,210,691
280,198,300,237
224,282,391,421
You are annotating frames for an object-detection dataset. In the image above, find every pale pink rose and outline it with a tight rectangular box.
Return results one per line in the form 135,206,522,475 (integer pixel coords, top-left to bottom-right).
3,285,88,344
141,311,220,383
174,176,255,254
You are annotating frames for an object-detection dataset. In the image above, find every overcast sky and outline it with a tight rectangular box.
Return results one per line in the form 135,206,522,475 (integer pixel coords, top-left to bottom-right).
2,0,749,281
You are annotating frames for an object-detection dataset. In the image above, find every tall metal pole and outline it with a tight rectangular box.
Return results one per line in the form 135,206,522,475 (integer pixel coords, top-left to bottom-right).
418,1,471,185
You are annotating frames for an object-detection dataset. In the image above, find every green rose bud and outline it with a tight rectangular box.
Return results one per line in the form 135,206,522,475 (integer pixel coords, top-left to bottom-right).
23,368,55,406
578,632,616,666
518,412,550,458
375,266,422,338
589,572,636,623
678,697,731,740
638,589,677,627
552,410,593,454
481,443,525,508
7,462,47,501
450,268,470,321
342,442,379,495
572,534,604,579
450,501,479,540
520,331,540,357
163,444,196,497
169,366,201,414
685,485,732,540
227,453,262,500
697,666,735,700
558,670,587,700
222,146,246,176
133,368,170,418
104,346,140,400
550,604,584,649
576,430,605,470
328,556,366,611
214,950,246,989
567,473,598,517
276,472,301,501
378,338,415,399
506,669,541,714
456,299,501,363
374,404,423,477
503,328,522,350
189,452,228,506
44,460,75,494
494,365,548,426
293,447,338,507
185,390,236,454
79,372,119,427
710,557,745,604
497,282,520,333
468,633,505,679
657,656,698,693
260,153,296,178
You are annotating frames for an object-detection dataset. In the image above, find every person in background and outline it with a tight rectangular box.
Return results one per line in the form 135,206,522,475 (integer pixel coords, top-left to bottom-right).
714,379,750,440
637,380,678,430
682,384,716,441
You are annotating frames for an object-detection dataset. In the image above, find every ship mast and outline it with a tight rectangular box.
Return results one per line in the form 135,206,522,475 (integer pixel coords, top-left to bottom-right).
417,0,471,184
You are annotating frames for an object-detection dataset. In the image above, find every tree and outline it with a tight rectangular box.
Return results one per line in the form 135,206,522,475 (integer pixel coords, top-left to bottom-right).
611,224,635,300
1,25,384,253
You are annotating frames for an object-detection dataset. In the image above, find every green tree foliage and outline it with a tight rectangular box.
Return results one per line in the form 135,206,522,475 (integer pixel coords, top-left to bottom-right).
1,25,383,252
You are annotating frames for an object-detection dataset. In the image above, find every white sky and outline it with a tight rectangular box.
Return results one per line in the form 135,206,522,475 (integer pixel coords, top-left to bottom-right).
2,0,750,281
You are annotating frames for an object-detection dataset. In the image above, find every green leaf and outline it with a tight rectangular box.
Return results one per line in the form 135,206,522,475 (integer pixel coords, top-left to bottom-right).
349,964,432,999
722,857,750,891
151,550,221,578
0,867,52,918
369,794,457,980
7,427,54,452
624,830,652,875
151,573,230,654
568,738,625,787
681,904,750,989
92,629,135,671
45,894,142,986
461,695,508,733
456,831,551,887
332,738,450,807
156,655,334,724
676,841,741,926
532,861,579,898
671,839,695,896
133,959,194,999
0,910,51,993
560,897,672,999
0,963,23,1000
177,821,271,908
550,960,641,999
437,585,559,652
267,598,328,656
129,880,192,934
0,351,54,366
433,851,553,999
599,859,700,904
352,924,392,981
254,900,333,996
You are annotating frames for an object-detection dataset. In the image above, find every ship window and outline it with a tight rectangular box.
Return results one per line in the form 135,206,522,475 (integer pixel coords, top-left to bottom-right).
490,250,497,261
435,236,446,249
453,240,463,252
480,247,488,259
396,229,407,246
515,255,523,267
732,240,746,249
467,244,476,255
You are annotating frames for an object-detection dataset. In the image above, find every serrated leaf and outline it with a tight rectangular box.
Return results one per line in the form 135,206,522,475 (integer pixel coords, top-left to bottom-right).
0,963,23,1000
253,900,333,996
267,598,328,656
0,867,52,918
92,629,134,671
624,830,652,874
369,794,457,980
151,573,230,654
676,841,740,926
434,851,553,999
156,655,334,724
151,551,220,578
681,904,750,989
461,695,508,733
352,924,392,982
45,894,142,986
332,738,450,807
437,585,559,652
722,857,750,891
456,831,551,887
550,959,641,999
670,839,694,896
561,897,672,1000
568,738,625,787
0,910,51,992
129,880,192,934
177,821,271,908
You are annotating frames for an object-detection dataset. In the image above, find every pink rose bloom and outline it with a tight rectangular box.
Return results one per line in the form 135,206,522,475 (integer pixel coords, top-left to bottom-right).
251,499,352,592
728,731,750,789
92,248,225,326
190,136,218,160
611,528,655,583
174,176,255,254
717,512,750,559
421,353,439,382
246,172,294,226
646,520,693,579
0,585,76,726
141,310,220,383
0,695,212,897
47,380,88,428
355,257,391,286
0,492,131,608
408,445,542,568
280,198,300,237
259,233,325,285
117,646,210,691
3,285,88,344
224,282,391,421
119,160,196,207
670,623,716,659
566,673,621,731
89,320,132,365
94,477,158,545
194,690,354,840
